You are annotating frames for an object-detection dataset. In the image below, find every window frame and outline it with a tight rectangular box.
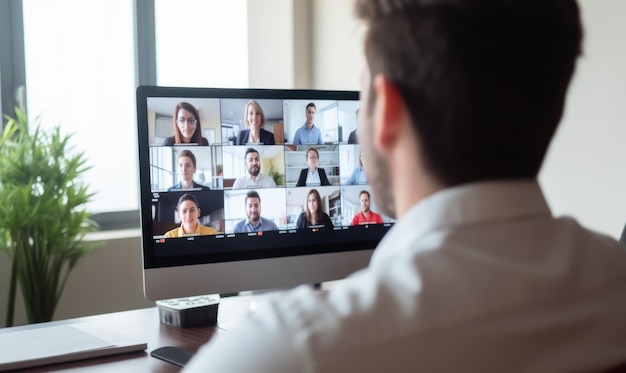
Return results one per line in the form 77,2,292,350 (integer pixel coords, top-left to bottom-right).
0,0,27,123
0,0,157,231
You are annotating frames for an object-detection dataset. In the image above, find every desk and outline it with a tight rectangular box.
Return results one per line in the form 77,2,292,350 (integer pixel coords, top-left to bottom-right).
0,295,253,372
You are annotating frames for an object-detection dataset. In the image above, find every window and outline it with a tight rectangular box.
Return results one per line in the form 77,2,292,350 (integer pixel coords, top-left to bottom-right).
17,0,249,224
23,0,137,214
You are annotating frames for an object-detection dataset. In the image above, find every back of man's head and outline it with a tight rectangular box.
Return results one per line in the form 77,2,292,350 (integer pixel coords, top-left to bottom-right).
355,0,582,186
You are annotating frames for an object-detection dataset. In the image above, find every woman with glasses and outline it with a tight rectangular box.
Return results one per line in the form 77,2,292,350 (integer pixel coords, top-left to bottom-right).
163,102,209,145
296,147,331,187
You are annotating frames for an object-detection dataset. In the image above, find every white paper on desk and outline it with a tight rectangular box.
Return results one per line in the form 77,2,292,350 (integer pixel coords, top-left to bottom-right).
0,324,147,371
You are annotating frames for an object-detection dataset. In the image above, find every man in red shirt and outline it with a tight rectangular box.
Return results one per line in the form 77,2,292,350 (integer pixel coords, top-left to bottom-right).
350,190,384,226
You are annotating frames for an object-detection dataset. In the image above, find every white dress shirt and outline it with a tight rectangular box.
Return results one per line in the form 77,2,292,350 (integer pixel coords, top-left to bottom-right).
305,168,322,186
232,173,277,189
184,179,626,373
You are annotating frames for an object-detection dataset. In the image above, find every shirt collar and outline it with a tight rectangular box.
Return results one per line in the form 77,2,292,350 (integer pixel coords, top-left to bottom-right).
372,179,550,261
246,173,264,181
247,219,263,230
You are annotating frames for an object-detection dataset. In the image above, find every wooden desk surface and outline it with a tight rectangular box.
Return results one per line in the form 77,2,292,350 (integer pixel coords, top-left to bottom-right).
1,295,254,372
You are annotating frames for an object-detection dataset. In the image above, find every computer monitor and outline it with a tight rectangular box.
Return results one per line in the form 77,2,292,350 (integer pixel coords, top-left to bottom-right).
136,86,394,301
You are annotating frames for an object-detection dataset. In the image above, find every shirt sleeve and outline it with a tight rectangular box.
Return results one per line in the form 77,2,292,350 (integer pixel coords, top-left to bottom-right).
346,169,357,185
164,228,178,238
296,213,307,229
236,130,245,145
324,213,334,228
263,129,276,145
183,297,307,373
293,129,301,145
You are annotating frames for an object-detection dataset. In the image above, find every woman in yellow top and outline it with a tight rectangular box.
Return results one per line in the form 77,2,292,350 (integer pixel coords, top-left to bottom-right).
165,193,217,238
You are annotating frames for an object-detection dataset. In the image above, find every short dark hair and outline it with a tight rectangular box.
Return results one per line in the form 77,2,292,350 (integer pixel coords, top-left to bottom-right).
306,102,316,111
245,147,259,159
246,190,261,204
359,190,370,199
176,193,199,211
355,0,582,186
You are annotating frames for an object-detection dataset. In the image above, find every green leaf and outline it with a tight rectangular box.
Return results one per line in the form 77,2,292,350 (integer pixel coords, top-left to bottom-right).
0,108,105,326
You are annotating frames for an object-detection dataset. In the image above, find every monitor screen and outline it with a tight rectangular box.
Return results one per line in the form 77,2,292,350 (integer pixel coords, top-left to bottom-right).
136,86,394,301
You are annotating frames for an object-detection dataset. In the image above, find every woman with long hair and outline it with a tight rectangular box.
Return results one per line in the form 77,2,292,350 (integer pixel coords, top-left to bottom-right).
163,102,209,145
295,189,334,229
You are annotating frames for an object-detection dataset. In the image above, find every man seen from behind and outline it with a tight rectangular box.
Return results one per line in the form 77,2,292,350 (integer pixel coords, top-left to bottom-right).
185,1,626,371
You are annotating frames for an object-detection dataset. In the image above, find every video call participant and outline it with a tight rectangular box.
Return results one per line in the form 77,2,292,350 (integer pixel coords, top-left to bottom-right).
292,102,323,145
185,1,626,372
237,100,276,145
168,150,211,191
295,188,334,230
164,193,216,238
345,151,367,185
350,190,383,226
232,147,277,189
348,108,360,144
296,147,331,187
233,190,279,233
163,102,209,146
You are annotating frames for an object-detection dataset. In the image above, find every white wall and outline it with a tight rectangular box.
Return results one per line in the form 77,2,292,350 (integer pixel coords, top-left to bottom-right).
311,0,364,90
246,0,313,89
247,0,295,89
540,0,626,238
0,231,154,326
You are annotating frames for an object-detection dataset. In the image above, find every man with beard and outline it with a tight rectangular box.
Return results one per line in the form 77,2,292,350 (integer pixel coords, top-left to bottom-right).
232,147,277,189
185,1,626,372
233,190,279,233
350,190,383,225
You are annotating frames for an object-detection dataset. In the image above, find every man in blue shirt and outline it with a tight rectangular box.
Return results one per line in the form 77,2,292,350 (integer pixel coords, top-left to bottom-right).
233,190,279,233
346,151,367,185
292,103,323,145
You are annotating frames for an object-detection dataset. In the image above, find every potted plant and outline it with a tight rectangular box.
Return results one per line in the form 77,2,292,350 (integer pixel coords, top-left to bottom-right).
267,164,285,186
0,108,102,326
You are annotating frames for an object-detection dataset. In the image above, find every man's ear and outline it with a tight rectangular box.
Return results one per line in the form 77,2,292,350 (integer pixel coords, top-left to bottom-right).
372,74,405,152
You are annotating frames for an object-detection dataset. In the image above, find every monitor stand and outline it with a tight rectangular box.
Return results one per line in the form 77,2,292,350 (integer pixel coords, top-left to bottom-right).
155,294,221,328
149,282,339,367
150,294,221,367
